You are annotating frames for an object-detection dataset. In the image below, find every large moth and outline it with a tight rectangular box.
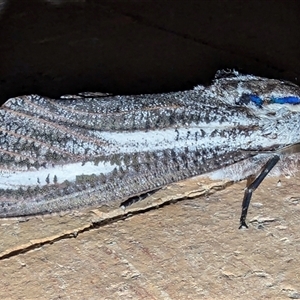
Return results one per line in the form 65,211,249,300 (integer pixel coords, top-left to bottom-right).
1,70,300,228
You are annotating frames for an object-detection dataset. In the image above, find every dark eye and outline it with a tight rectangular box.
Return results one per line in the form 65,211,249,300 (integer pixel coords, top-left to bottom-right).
236,94,263,107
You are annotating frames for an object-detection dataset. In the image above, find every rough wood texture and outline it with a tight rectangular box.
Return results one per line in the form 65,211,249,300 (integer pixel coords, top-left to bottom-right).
0,175,299,299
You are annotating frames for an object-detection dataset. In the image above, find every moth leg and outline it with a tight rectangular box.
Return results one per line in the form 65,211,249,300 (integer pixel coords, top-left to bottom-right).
239,155,280,229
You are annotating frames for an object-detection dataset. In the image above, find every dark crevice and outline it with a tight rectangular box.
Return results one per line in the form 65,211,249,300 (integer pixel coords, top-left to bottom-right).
0,194,188,260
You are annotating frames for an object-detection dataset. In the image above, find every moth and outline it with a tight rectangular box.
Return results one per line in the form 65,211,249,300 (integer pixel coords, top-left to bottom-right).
1,70,300,228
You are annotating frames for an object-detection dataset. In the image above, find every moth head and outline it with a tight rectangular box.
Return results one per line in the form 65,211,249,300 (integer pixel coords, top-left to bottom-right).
207,70,300,111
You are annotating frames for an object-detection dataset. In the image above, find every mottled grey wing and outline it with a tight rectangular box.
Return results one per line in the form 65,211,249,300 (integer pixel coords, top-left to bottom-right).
1,71,300,217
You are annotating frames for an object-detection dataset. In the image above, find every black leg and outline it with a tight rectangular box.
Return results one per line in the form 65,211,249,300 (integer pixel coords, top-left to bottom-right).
239,155,280,229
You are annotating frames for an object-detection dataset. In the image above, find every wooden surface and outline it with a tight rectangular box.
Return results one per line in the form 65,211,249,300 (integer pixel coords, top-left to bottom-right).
1,175,300,299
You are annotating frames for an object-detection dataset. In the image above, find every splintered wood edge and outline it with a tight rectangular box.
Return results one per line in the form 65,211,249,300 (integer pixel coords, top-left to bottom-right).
0,177,232,259
89,178,232,221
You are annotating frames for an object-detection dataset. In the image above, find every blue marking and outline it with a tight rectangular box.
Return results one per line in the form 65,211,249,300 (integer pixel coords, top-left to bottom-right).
271,96,300,105
238,94,300,107
248,95,263,106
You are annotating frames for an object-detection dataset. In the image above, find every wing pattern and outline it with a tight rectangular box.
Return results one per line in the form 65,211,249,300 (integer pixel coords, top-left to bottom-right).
0,70,300,217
